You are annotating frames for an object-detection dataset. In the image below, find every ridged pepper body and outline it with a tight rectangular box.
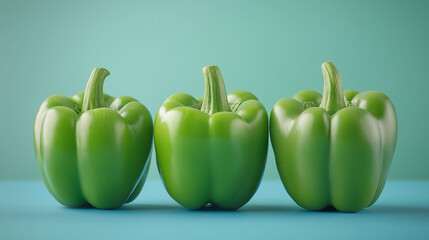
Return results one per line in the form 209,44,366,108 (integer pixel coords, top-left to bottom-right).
34,68,153,209
154,66,268,210
270,62,397,212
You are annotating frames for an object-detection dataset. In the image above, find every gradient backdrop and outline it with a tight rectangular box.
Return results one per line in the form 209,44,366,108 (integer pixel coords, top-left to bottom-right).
1,0,428,180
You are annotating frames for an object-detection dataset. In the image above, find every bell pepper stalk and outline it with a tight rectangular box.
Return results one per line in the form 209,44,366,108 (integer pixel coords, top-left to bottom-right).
154,66,268,210
34,68,153,209
270,61,397,212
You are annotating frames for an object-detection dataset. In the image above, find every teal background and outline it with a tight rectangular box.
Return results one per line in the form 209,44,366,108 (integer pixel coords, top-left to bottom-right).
1,0,428,180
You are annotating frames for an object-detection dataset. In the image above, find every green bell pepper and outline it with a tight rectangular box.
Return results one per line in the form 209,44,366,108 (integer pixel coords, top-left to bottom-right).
34,68,153,209
154,66,268,210
270,61,397,212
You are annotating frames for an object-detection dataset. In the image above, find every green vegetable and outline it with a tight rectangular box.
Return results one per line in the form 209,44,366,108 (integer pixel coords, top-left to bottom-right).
154,66,268,210
270,61,397,212
34,68,153,209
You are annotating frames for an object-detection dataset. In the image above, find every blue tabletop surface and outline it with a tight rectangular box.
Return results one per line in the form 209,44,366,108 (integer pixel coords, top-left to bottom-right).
1,180,428,240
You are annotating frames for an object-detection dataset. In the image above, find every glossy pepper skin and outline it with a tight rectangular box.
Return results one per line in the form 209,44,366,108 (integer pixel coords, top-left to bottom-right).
270,62,397,212
34,68,153,209
154,66,268,210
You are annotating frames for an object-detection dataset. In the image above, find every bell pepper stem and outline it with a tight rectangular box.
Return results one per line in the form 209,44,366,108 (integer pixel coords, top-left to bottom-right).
201,66,231,115
319,61,346,115
82,68,110,112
